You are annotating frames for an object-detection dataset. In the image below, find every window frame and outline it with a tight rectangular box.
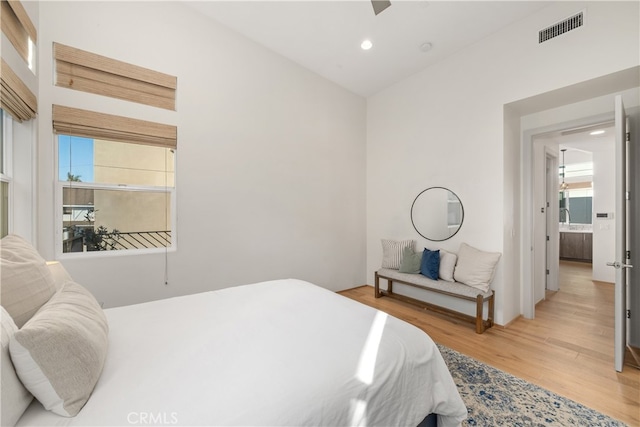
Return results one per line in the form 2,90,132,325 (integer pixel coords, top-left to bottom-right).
1,110,14,238
55,134,177,258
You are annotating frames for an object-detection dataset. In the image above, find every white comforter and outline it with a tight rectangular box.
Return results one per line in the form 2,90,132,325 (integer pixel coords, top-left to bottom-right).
17,279,466,427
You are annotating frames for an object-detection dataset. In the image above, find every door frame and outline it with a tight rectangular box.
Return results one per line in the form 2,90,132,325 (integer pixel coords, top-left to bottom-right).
545,150,560,293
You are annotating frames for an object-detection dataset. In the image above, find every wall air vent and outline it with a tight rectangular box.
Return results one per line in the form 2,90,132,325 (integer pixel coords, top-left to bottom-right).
539,11,584,43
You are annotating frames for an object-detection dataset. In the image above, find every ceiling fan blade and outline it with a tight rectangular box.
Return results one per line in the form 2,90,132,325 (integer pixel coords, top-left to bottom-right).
371,0,391,16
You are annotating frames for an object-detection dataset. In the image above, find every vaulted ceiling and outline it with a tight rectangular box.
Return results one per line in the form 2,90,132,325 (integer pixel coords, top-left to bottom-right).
186,1,551,97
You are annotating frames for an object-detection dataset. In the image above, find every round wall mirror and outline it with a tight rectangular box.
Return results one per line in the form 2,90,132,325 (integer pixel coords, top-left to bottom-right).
411,187,464,241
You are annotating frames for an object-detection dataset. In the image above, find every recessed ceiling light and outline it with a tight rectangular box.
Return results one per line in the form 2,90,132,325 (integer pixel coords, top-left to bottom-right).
420,42,433,52
361,40,373,50
590,130,605,135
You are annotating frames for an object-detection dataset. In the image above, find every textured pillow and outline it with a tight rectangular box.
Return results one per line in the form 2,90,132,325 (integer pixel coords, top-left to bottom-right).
453,243,501,292
46,261,74,291
399,246,422,274
381,239,415,269
439,250,458,282
10,281,109,417
420,248,440,280
1,235,57,328
1,306,33,427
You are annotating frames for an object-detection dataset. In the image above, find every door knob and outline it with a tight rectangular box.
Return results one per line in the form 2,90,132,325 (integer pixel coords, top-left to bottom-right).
606,261,634,269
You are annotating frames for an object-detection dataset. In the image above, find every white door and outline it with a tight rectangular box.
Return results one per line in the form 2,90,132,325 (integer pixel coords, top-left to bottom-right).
608,95,632,372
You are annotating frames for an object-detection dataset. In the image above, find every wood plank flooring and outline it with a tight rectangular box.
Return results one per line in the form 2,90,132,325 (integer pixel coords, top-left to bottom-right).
339,261,640,426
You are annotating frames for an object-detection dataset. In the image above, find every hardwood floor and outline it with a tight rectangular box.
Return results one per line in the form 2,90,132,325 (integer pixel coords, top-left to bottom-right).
339,261,640,426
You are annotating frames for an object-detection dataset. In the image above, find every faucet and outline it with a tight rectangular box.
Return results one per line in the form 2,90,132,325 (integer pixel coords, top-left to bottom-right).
560,208,571,225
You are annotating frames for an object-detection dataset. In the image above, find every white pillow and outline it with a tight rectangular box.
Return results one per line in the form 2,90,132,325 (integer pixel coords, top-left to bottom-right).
1,307,33,427
453,243,501,292
438,250,458,282
46,261,74,291
1,235,57,328
381,239,415,269
10,281,109,417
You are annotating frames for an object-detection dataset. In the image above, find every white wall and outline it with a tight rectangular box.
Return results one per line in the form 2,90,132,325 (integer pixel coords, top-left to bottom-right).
37,1,367,308
367,1,639,325
592,139,616,282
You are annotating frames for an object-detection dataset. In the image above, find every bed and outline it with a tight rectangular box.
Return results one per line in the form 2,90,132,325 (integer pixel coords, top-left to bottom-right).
1,235,467,427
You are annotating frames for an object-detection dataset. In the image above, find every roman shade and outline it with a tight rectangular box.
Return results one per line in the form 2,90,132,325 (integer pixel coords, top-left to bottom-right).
52,105,177,149
1,59,37,122
53,43,177,111
0,0,37,64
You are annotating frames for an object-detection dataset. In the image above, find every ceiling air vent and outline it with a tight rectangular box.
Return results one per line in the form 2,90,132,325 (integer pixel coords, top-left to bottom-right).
539,11,584,43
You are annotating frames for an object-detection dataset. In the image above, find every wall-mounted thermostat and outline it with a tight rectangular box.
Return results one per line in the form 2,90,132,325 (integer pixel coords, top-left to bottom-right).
596,212,614,219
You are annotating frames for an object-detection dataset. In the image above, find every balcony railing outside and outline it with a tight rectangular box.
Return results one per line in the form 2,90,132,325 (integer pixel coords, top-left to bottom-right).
63,230,171,252
104,231,171,250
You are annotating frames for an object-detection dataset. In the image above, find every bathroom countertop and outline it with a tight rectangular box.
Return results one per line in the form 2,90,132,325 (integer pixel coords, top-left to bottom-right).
559,228,593,233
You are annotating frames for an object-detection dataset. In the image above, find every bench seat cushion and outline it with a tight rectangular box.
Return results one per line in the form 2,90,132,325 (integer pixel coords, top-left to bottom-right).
377,268,493,299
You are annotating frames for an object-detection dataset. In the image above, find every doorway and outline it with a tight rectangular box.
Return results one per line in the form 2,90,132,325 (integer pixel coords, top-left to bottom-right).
531,121,615,305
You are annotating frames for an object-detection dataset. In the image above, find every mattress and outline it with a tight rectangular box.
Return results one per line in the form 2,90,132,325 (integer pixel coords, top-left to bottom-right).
16,279,466,427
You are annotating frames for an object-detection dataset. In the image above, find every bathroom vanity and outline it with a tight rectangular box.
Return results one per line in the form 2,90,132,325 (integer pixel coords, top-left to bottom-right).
559,230,593,262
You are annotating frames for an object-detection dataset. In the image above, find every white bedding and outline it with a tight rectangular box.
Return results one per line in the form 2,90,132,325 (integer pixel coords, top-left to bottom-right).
16,279,466,427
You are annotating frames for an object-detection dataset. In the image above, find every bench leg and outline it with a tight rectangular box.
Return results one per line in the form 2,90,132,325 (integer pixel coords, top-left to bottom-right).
475,295,484,334
374,272,381,298
488,291,495,327
387,279,393,294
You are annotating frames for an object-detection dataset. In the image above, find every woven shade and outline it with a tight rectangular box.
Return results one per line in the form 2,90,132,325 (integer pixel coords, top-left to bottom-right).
1,0,36,63
54,43,176,111
1,59,36,122
53,105,177,149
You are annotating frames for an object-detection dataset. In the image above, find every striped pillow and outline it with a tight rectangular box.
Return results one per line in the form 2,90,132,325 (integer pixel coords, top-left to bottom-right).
381,239,415,269
10,281,109,417
1,234,57,328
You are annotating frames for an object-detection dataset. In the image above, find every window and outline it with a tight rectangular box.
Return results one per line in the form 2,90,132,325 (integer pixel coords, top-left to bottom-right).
57,134,175,254
559,188,593,225
0,109,12,237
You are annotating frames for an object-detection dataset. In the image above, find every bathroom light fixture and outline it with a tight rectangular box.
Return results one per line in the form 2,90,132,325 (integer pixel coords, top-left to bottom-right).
361,40,373,50
560,148,569,190
589,129,605,135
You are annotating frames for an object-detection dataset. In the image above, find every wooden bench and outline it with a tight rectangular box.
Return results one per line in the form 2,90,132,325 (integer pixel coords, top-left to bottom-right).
375,268,495,334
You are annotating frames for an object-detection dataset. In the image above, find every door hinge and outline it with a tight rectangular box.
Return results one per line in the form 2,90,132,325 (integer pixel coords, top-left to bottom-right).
627,250,631,260
546,235,550,241
626,191,631,200
546,269,550,275
627,309,631,319
627,132,631,142
546,202,550,208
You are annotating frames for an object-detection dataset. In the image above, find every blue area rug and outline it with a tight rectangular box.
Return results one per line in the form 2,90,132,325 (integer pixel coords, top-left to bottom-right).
437,344,627,427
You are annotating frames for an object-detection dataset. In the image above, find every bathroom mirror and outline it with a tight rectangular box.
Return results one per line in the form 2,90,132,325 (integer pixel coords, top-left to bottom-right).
411,187,464,241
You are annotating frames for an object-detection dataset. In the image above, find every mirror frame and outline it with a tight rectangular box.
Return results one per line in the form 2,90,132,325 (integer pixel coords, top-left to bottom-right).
410,186,464,242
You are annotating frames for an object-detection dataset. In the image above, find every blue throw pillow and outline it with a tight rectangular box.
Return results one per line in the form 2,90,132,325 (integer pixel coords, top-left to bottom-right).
420,248,440,280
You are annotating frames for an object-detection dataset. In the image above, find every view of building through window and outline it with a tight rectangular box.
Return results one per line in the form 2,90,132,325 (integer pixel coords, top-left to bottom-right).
59,135,175,253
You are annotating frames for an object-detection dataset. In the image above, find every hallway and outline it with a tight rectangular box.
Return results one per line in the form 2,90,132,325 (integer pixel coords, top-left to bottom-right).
541,260,615,364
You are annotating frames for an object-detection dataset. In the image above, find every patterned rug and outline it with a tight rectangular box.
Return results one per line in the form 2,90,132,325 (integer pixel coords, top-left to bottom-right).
436,344,627,427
